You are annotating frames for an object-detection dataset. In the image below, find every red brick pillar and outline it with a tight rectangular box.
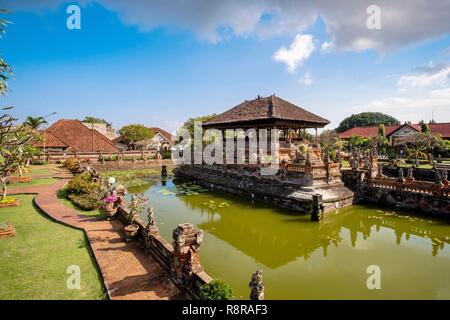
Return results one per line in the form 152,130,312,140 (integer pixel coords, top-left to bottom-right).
172,223,204,280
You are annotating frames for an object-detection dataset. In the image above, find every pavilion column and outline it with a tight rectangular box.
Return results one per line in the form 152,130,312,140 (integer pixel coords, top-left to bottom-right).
315,128,318,145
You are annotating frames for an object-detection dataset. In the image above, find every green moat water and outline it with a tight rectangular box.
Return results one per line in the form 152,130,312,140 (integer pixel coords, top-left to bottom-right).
128,177,450,300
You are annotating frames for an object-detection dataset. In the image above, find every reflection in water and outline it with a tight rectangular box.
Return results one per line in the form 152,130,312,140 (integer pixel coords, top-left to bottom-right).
127,176,450,299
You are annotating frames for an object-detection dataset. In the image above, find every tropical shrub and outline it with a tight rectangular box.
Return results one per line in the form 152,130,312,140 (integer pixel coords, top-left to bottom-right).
68,193,102,211
162,150,172,159
64,158,81,173
198,280,233,300
66,172,100,195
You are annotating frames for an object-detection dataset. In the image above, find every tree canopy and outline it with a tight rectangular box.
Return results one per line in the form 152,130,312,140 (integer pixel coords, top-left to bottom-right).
395,132,445,160
81,116,109,124
319,130,345,159
336,112,400,133
421,122,430,134
119,124,154,149
0,9,12,96
179,114,217,139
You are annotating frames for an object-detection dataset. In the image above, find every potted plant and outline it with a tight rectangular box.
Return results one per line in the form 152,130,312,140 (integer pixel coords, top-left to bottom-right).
124,214,139,239
102,195,118,219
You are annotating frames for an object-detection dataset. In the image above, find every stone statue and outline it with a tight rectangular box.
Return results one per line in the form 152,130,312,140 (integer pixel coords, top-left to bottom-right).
435,169,443,186
146,207,158,233
364,156,370,169
398,168,405,182
305,151,311,166
389,159,396,170
406,166,415,182
249,270,264,300
376,163,384,179
351,157,359,171
147,207,156,227
442,169,448,182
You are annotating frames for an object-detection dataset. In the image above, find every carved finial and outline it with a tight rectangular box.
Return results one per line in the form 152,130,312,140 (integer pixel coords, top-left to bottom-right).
147,207,156,227
249,270,264,300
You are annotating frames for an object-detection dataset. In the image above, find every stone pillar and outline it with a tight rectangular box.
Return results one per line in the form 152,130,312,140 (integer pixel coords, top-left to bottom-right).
311,193,324,221
249,270,264,300
172,223,204,279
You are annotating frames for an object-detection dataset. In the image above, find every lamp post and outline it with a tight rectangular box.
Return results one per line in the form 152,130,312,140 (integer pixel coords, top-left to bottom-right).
42,112,57,160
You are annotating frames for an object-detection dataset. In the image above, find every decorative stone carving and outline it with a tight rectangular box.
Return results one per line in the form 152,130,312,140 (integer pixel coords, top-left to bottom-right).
173,223,204,278
249,270,264,300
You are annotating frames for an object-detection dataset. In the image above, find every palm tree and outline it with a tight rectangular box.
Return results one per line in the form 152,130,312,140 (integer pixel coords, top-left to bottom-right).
24,116,48,130
0,9,12,96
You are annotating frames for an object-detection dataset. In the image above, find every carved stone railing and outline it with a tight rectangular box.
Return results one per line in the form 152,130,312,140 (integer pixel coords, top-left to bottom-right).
115,205,212,299
365,177,450,197
286,162,341,179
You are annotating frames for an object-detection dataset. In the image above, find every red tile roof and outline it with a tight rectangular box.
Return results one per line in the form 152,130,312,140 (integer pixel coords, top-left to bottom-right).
339,123,450,139
339,125,402,138
150,127,173,142
34,131,68,148
429,123,450,138
36,119,119,152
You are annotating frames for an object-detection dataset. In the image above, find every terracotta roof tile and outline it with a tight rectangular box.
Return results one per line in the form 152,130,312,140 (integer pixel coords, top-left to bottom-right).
41,119,119,152
34,131,68,148
339,123,450,139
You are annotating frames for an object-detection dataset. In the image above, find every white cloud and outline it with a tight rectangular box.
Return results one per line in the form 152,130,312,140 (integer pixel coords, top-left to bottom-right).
398,64,450,89
273,34,314,73
351,87,450,123
4,0,450,52
320,41,334,52
299,72,313,86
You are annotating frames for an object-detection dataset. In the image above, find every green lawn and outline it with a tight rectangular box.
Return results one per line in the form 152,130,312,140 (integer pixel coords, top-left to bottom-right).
7,178,57,189
57,188,104,219
0,195,107,300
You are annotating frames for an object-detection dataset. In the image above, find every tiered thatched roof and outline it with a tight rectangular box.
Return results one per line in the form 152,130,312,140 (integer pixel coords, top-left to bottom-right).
203,95,330,129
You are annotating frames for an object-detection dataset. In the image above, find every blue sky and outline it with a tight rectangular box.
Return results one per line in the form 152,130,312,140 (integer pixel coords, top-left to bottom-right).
1,0,449,133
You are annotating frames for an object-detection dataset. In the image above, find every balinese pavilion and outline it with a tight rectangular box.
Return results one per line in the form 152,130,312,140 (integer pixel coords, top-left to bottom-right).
174,95,354,215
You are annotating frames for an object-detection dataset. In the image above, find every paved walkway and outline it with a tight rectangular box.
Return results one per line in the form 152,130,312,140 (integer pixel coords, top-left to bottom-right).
9,168,184,300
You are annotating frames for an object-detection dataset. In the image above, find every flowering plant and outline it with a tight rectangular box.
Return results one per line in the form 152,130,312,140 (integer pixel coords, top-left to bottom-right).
102,195,117,205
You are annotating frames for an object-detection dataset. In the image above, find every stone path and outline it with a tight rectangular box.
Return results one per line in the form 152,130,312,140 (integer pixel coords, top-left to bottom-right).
8,168,184,300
